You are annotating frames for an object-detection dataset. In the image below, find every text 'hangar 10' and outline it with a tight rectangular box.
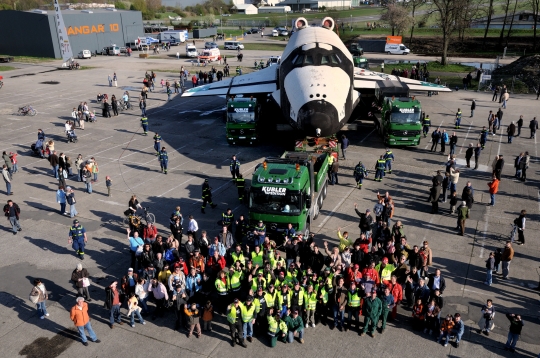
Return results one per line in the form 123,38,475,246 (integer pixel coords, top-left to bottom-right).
182,17,451,137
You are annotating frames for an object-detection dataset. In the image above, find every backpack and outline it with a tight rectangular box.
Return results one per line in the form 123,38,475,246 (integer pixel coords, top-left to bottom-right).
164,249,175,262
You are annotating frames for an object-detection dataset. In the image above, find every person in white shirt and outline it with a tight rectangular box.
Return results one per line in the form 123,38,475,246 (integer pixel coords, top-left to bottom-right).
187,215,198,240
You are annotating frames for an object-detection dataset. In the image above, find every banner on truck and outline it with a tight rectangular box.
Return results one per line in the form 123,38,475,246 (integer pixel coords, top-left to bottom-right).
386,36,402,44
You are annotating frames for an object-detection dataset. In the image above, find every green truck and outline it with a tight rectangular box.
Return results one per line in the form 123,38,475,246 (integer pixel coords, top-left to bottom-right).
346,42,364,56
248,137,338,241
372,82,423,146
353,56,369,69
225,97,260,145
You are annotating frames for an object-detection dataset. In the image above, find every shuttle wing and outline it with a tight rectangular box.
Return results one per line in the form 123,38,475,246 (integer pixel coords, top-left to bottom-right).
181,66,278,98
353,68,452,92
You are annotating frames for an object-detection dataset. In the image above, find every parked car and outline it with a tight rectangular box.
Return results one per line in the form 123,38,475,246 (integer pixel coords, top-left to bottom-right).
222,14,231,16
247,28,261,34
78,50,91,59
120,46,127,53
275,27,288,36
204,42,218,49
125,42,138,50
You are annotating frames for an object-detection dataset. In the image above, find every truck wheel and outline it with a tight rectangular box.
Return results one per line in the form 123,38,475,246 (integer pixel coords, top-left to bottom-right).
313,201,320,220
322,181,328,200
318,192,324,210
387,52,391,55
303,224,310,238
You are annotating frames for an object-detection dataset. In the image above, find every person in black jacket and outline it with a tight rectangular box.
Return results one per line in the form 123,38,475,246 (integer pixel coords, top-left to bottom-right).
355,205,374,236
170,216,183,243
172,285,188,331
504,313,524,352
306,243,325,274
430,129,441,152
465,144,474,168
427,269,446,295
104,281,124,328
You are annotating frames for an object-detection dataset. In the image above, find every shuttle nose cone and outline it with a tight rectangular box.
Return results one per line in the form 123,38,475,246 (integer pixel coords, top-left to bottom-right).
297,101,339,137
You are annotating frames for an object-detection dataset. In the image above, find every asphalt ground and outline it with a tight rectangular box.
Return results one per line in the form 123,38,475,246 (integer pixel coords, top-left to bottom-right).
0,48,539,358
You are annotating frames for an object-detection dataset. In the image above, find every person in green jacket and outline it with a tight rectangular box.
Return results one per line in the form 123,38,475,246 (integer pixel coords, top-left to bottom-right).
284,309,304,343
267,308,287,347
360,290,382,337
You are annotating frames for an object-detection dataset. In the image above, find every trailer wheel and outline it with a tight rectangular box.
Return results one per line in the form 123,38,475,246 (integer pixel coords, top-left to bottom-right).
322,181,328,200
313,201,320,220
303,223,310,238
318,191,324,210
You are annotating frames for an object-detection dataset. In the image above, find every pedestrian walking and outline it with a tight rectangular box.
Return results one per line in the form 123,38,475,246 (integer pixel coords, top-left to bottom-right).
159,147,168,174
517,115,523,136
106,176,112,197
140,116,148,135
70,297,100,346
353,161,368,189
56,186,67,215
494,155,504,180
2,164,12,195
341,135,349,160
470,99,475,117
108,74,112,87
422,114,431,137
9,152,18,174
68,219,87,260
502,92,509,109
72,263,92,301
492,86,499,102
504,313,524,353
139,99,147,116
230,155,240,179
474,143,481,170
374,156,385,182
153,132,162,155
501,241,514,279
480,126,488,149
454,108,462,129
3,151,13,177
456,201,469,236
487,175,499,206
484,252,495,286
330,158,339,185
465,143,473,168
113,72,118,87
513,210,526,246
519,151,530,181
66,186,78,217
440,130,448,154
496,108,504,130
111,95,118,116
105,280,124,328
449,132,458,156
3,199,21,234
429,183,441,214
82,167,92,194
507,121,516,143
127,292,146,327
529,117,538,138
29,278,49,319
430,129,441,152
383,148,394,174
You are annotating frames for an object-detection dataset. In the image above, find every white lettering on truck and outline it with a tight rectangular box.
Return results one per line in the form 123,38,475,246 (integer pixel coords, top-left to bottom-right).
262,187,286,196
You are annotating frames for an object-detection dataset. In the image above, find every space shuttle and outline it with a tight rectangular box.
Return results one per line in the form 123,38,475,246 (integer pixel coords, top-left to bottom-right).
181,17,450,137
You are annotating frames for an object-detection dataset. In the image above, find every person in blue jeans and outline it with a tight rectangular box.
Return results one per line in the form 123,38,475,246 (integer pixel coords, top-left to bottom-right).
449,313,465,347
31,279,49,319
504,313,524,353
333,278,347,330
105,281,124,328
70,297,101,346
484,252,495,286
285,309,304,343
127,292,146,327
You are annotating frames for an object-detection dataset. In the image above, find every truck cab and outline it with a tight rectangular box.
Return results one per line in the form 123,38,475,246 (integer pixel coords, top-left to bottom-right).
347,42,364,56
353,56,369,69
373,81,422,146
226,97,260,145
186,44,198,57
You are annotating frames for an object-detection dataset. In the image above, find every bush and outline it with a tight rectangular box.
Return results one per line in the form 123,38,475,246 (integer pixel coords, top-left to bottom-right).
154,13,161,19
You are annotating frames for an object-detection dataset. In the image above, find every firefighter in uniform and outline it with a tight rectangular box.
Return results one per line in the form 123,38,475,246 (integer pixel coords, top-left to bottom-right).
374,156,386,182
140,116,149,136
68,219,87,260
354,161,368,189
480,126,489,149
383,148,395,174
227,298,247,347
455,108,462,129
153,132,162,155
235,174,245,202
230,155,240,179
422,114,431,137
221,208,234,230
201,179,217,214
455,108,461,129
159,147,168,174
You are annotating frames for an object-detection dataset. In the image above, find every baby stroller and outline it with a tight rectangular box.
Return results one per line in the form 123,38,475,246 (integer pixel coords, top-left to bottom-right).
31,139,44,157
118,99,129,111
66,129,78,143
88,111,96,123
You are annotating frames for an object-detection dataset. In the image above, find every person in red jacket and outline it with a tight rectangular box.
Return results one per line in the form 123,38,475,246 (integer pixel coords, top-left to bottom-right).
143,222,158,243
345,264,362,287
388,275,403,319
362,262,380,285
487,174,499,206
207,251,226,277
172,257,189,276
357,233,371,254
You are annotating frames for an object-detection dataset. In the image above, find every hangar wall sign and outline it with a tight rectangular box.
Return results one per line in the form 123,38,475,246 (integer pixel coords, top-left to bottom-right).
67,23,119,35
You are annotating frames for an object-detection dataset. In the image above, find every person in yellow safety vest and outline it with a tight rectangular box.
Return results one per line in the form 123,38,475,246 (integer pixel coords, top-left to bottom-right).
267,308,288,346
277,284,292,317
273,252,286,270
315,281,329,326
375,155,386,182
215,270,230,313
230,244,246,266
265,284,278,311
250,246,264,267
284,264,299,287
227,298,247,347
345,282,362,333
251,272,267,292
304,284,318,327
260,263,276,284
229,266,243,293
375,257,396,286
322,267,334,294
274,271,287,289
290,280,305,311
241,296,258,342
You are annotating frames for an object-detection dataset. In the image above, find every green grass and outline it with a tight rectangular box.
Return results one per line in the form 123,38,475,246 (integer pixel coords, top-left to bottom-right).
79,66,97,70
0,65,16,71
0,55,56,63
241,42,287,51
369,63,475,74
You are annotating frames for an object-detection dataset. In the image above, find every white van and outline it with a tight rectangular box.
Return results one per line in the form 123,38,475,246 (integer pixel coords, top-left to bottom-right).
271,29,278,37
385,43,410,55
224,41,244,50
186,44,198,58
199,48,220,62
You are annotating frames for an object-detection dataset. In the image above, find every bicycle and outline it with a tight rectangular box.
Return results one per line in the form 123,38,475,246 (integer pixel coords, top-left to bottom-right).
123,206,155,227
18,105,37,116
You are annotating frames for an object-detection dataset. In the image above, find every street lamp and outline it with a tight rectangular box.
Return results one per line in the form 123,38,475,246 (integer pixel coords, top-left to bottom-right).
200,14,203,28
350,14,352,31
220,7,223,37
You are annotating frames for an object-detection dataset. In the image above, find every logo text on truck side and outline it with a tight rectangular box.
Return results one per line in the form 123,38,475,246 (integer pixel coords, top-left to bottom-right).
262,187,286,195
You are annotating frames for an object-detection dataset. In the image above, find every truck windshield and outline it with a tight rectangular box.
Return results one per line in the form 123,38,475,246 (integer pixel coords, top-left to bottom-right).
249,188,302,215
391,112,421,124
228,112,255,123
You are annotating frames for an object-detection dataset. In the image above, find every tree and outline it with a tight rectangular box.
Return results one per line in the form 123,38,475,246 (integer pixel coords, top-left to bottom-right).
430,0,462,65
505,0,519,47
114,1,127,9
147,0,161,13
531,0,540,50
380,3,412,36
482,0,494,46
205,13,216,26
498,0,511,48
131,0,147,12
404,0,424,47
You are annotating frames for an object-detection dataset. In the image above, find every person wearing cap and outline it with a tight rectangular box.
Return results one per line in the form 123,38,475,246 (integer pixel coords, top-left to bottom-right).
360,289,382,337
189,249,205,273
70,296,100,346
284,308,304,343
456,201,469,236
104,281,124,328
304,284,317,328
201,179,217,214
379,287,395,333
121,268,139,295
227,298,247,347
68,219,87,260
267,308,287,346
172,284,188,331
375,257,395,286
71,263,91,302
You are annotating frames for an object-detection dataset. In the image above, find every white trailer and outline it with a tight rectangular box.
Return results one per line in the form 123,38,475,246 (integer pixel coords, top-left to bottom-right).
158,31,186,45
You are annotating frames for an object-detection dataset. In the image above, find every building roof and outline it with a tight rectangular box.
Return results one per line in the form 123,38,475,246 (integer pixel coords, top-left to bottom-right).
233,4,258,9
26,8,137,15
